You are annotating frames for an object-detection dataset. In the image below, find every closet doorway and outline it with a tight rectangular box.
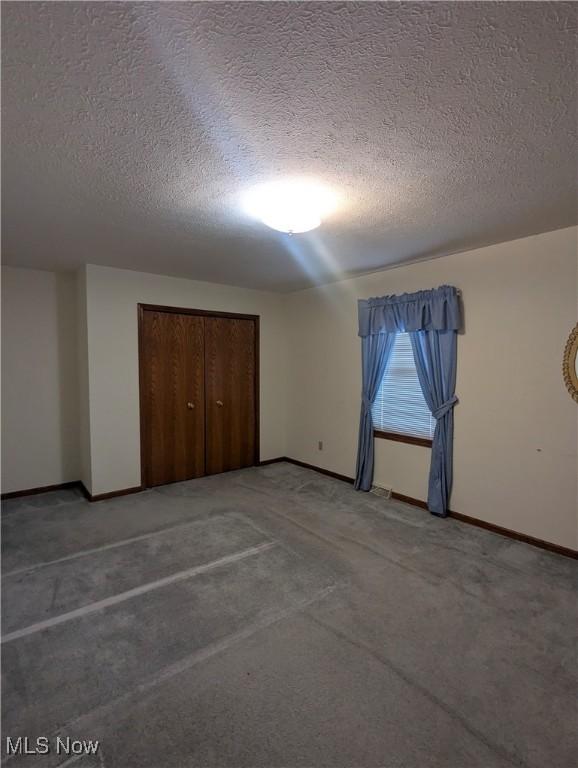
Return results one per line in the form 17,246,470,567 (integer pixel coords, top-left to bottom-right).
138,304,259,488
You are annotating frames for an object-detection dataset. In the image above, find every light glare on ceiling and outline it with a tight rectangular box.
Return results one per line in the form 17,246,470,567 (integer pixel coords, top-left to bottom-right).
242,179,337,234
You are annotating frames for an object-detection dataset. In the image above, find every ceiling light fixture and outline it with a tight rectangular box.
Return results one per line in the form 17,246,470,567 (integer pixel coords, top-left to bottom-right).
242,179,337,234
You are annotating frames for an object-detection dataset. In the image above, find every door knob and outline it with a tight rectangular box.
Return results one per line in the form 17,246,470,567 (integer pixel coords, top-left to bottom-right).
216,400,223,407
187,402,194,409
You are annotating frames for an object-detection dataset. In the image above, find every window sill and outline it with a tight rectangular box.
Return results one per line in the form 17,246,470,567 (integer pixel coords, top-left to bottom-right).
373,430,433,448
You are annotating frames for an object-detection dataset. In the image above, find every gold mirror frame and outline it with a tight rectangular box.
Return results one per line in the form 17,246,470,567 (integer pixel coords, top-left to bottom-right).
562,324,578,403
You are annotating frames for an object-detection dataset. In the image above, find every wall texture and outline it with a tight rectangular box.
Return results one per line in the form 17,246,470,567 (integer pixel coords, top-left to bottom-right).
82,265,289,496
76,266,92,493
1,267,80,493
286,227,578,549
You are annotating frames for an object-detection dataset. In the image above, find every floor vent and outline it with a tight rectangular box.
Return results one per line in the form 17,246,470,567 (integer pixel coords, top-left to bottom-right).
370,485,392,500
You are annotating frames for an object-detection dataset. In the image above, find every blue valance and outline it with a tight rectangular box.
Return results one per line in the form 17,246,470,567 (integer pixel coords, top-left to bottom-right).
358,285,462,337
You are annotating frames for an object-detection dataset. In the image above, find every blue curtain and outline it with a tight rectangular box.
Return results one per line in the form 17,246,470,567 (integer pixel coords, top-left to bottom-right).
355,285,461,514
358,286,461,336
409,331,457,516
354,332,396,491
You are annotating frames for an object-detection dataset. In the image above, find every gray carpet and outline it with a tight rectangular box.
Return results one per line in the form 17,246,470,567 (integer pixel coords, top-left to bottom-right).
2,462,576,768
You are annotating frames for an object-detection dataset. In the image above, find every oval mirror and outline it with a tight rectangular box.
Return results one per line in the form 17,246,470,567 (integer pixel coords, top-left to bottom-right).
563,324,578,403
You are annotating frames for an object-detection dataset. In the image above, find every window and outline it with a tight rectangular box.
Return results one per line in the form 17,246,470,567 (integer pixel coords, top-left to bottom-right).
372,333,434,445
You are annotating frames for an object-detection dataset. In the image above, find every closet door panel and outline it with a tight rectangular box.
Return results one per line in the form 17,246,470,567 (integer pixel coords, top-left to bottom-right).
205,317,256,474
141,311,205,486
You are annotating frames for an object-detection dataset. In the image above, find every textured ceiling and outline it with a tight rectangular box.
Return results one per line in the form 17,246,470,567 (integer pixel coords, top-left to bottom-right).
2,2,577,292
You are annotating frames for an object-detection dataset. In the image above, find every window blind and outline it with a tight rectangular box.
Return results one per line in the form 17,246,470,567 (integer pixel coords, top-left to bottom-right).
371,333,434,440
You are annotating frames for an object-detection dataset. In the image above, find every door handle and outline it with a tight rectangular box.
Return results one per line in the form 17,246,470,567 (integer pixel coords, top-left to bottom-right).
187,402,195,409
216,400,223,407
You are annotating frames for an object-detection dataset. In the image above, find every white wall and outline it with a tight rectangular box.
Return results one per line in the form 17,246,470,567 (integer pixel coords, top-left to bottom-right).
286,227,578,549
82,265,290,496
76,266,92,492
1,267,80,493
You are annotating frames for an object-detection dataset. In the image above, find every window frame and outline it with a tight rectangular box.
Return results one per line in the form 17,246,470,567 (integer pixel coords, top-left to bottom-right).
371,332,434,448
373,428,433,448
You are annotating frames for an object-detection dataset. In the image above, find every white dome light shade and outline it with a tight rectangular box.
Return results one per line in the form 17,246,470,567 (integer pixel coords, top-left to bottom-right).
242,179,336,234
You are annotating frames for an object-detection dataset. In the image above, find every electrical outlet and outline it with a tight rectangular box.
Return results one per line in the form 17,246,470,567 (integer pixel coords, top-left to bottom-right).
318,441,323,451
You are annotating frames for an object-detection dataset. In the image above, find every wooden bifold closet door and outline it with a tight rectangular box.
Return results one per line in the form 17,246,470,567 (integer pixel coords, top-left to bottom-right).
139,307,258,488
140,310,206,487
204,317,256,475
